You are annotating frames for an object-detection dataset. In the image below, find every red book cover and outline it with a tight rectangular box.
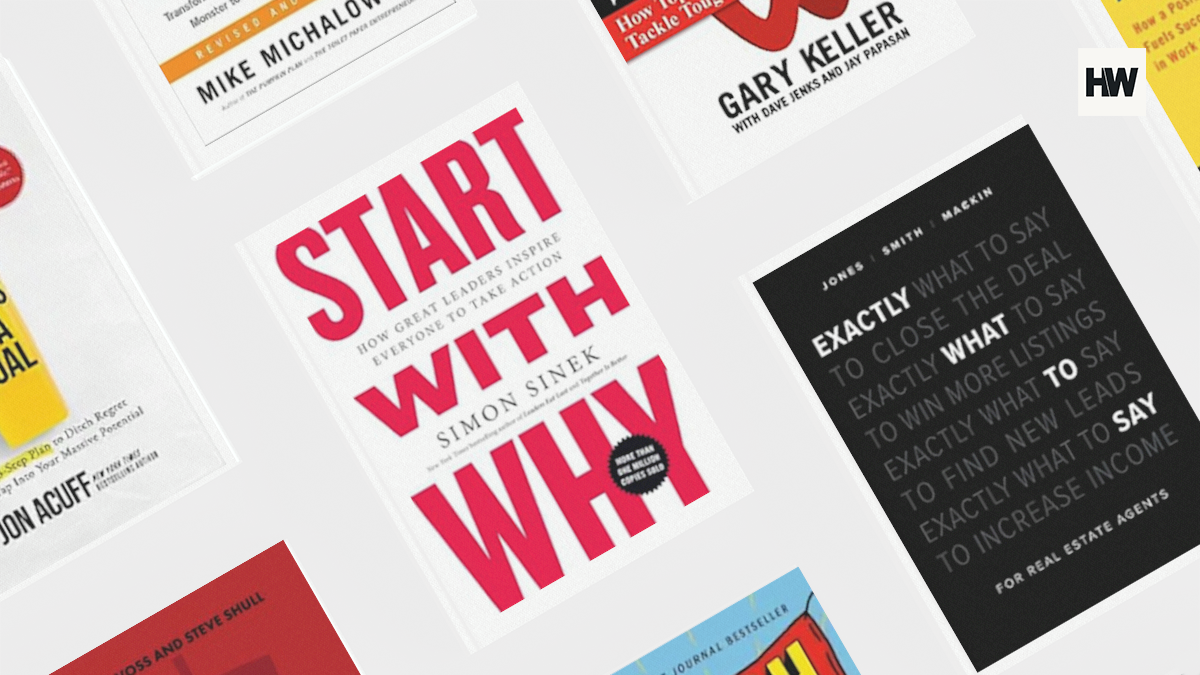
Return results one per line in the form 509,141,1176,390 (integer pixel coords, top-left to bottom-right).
53,542,358,675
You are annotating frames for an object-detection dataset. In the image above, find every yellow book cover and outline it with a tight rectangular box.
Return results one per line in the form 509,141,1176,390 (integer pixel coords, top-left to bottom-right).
1101,0,1200,168
0,277,68,447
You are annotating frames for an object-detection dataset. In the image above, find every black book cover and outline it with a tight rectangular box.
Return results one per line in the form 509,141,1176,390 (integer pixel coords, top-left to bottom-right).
751,125,1200,670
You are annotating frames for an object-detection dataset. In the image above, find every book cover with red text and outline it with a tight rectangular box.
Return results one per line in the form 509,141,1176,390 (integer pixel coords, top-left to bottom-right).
578,0,974,198
52,542,359,675
238,83,752,650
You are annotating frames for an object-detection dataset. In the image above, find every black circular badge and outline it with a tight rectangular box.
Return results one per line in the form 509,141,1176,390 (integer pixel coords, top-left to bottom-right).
608,435,669,495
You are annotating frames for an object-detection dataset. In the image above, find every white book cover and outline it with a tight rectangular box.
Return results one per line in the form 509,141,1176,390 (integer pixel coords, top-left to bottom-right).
238,83,752,650
577,0,974,198
0,59,237,599
91,0,476,177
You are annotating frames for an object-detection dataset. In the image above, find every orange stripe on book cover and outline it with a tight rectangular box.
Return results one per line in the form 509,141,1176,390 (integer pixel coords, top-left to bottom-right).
158,0,324,83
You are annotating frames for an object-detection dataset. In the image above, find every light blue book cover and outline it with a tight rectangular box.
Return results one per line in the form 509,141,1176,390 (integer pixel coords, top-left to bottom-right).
616,569,860,675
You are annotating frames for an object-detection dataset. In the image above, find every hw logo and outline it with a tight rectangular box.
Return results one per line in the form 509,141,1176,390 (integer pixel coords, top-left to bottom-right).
715,0,850,51
1086,67,1137,97
1079,48,1146,116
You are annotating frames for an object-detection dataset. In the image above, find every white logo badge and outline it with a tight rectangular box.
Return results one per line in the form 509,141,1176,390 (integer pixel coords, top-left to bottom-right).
1079,48,1146,116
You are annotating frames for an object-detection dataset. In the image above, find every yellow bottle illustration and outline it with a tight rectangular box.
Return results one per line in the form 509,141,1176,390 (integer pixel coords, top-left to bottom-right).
0,277,67,447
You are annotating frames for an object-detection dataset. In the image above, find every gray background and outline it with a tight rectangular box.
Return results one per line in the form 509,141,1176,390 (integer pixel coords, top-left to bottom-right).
0,0,1197,673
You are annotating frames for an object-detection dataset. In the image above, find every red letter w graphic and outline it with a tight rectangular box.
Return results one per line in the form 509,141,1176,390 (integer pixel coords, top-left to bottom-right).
715,0,849,51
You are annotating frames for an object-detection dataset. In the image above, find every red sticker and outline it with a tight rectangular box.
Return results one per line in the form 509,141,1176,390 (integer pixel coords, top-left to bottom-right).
0,148,24,208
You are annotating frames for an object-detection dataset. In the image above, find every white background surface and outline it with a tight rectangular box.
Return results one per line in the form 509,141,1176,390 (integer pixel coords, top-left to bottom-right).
0,1,1197,673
